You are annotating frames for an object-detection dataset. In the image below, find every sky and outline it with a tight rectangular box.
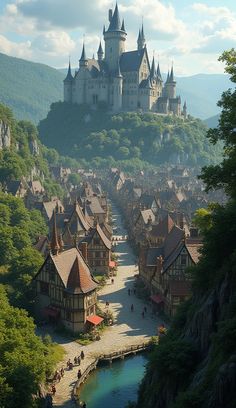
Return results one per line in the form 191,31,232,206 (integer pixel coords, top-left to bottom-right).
0,0,236,76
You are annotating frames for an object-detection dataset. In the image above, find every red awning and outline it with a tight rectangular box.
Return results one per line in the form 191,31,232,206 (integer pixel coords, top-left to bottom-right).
44,306,60,317
86,315,104,326
109,261,116,268
150,294,164,304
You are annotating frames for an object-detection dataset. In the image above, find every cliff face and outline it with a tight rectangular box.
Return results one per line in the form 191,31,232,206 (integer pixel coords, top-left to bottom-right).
0,120,11,149
137,206,236,408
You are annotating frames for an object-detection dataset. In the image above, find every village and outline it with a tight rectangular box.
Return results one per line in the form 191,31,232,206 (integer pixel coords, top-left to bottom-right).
0,160,226,406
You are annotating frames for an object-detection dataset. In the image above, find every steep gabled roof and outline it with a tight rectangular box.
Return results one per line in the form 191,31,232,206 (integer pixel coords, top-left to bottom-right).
120,48,146,72
79,224,111,250
150,214,175,238
67,255,98,294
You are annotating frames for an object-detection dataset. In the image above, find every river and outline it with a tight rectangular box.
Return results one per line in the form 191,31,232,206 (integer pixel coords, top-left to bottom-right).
78,353,148,408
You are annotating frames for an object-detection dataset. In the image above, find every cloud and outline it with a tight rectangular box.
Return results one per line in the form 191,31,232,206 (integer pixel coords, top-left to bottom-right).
0,34,31,58
32,31,75,55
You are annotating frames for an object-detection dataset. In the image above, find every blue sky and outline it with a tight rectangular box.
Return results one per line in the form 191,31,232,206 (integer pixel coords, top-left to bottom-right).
0,0,236,75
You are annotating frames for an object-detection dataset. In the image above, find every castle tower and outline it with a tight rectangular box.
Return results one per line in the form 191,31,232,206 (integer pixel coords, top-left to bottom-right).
63,60,73,102
167,65,176,98
79,43,88,68
97,41,104,61
137,24,146,50
104,3,127,71
112,60,123,112
150,56,156,81
183,101,187,119
156,62,162,82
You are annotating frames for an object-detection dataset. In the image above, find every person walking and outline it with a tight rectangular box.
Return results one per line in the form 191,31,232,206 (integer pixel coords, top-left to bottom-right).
51,385,56,396
128,288,131,296
60,367,64,377
77,369,82,380
77,357,81,366
131,304,134,312
81,350,85,360
74,356,78,365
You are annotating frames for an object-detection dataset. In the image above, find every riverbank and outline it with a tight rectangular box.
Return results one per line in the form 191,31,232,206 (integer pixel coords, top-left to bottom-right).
48,203,163,407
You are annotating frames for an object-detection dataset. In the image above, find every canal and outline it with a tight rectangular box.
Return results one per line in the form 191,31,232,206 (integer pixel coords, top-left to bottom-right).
78,353,148,408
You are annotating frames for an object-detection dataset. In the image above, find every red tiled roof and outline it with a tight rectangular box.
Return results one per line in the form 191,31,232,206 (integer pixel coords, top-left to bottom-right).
150,214,174,238
186,244,202,264
86,315,104,325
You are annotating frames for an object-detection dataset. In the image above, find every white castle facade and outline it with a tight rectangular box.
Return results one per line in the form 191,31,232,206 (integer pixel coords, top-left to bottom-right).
64,4,187,117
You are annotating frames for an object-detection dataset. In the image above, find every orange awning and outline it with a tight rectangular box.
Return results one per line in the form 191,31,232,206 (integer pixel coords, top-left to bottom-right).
150,294,164,304
109,261,116,268
86,315,104,326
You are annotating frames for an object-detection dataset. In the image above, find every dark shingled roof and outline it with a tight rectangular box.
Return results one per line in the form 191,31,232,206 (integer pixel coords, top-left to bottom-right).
108,4,121,31
120,48,146,72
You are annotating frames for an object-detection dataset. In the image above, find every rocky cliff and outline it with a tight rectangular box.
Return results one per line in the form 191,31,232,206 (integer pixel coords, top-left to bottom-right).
137,202,236,408
0,119,11,149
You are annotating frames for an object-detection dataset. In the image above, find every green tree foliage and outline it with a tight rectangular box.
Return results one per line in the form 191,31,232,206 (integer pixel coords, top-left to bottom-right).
39,103,221,168
137,49,236,408
0,193,45,309
0,285,64,408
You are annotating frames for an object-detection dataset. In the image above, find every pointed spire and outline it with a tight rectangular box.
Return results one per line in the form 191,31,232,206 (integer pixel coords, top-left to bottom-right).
51,210,60,256
80,43,87,61
141,23,145,41
137,22,146,50
166,70,170,83
150,56,156,79
169,64,175,82
108,2,121,31
121,18,125,32
183,100,187,109
64,59,73,82
156,62,162,81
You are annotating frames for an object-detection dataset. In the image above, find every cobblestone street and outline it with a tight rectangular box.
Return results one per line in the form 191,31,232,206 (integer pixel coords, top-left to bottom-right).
50,204,163,407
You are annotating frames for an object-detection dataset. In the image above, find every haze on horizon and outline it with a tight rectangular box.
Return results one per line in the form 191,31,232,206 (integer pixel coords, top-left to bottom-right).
0,0,236,76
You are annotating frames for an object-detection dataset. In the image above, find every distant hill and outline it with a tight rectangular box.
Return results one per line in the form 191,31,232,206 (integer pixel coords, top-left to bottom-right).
204,113,221,128
0,53,63,124
59,68,231,120
0,51,231,124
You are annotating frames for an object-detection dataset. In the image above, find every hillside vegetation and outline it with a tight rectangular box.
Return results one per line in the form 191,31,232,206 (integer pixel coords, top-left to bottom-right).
136,49,236,408
0,52,63,124
39,102,221,169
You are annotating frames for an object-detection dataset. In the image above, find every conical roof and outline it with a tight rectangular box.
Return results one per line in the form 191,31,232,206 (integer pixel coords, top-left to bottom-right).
150,56,156,79
64,61,73,82
141,23,145,40
98,41,103,54
166,70,170,83
121,19,125,32
156,62,162,81
169,65,175,82
108,3,121,31
80,43,87,61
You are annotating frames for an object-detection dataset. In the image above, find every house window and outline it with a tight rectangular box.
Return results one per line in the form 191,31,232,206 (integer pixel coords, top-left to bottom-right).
181,255,187,266
66,310,71,321
40,282,49,295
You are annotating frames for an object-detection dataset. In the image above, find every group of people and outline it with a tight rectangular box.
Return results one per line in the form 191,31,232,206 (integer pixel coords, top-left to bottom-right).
50,350,85,398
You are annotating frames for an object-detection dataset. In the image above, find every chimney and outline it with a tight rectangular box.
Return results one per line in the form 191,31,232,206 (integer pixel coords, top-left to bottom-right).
81,241,88,262
109,9,113,22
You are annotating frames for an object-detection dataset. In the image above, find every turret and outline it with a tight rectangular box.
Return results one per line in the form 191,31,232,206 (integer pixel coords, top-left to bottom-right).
183,101,187,119
50,210,60,256
79,43,88,68
97,41,104,61
63,60,73,102
112,60,123,112
150,56,156,81
137,23,146,50
156,62,162,82
104,3,127,71
164,66,176,98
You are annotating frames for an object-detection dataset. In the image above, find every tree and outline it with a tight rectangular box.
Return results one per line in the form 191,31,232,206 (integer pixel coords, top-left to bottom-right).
200,49,236,198
68,172,81,186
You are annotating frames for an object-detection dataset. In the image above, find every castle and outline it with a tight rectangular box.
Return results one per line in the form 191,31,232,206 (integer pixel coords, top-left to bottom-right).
64,3,187,117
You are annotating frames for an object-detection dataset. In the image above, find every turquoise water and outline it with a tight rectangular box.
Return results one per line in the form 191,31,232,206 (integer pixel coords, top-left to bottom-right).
78,354,147,408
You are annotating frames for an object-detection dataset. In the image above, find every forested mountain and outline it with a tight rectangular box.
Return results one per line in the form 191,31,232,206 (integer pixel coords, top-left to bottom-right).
204,113,220,128
0,53,63,124
136,49,236,408
38,103,222,171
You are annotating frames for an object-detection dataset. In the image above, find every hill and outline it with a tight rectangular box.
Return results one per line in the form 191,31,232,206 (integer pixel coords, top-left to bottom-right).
38,102,221,170
0,53,63,124
204,113,220,128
